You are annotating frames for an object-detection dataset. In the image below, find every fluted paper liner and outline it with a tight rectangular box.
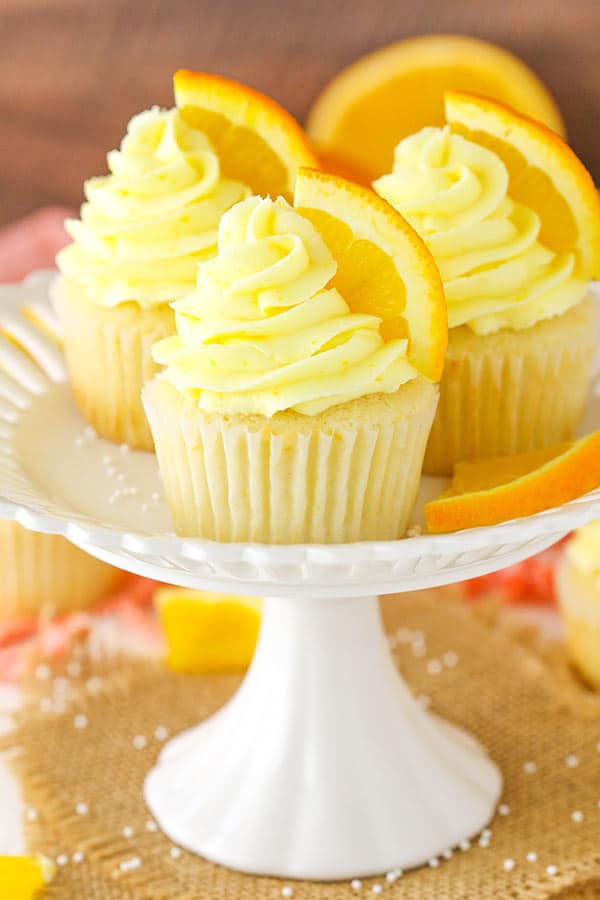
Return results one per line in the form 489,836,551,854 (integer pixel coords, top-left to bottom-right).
144,377,437,543
0,521,122,619
4,593,600,898
53,277,175,450
425,297,598,476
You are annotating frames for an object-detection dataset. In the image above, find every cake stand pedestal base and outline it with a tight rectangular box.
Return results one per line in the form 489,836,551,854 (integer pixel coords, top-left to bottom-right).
145,593,502,880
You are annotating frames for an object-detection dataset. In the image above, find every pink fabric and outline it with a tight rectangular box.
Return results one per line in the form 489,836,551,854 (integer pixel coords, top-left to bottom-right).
0,206,75,282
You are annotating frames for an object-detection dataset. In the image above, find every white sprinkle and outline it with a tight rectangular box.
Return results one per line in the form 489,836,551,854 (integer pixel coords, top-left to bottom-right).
54,676,69,693
395,628,414,643
526,851,538,862
351,879,362,890
119,443,129,453
151,491,160,502
427,659,443,675
75,802,88,816
56,854,69,866
169,846,181,859
498,803,510,816
67,661,81,677
443,651,459,667
523,761,537,774
146,819,158,832
102,455,113,465
122,826,135,839
72,851,84,864
565,753,580,768
73,714,88,729
35,664,51,681
546,865,558,876
87,677,103,693
154,725,169,741
417,694,431,710
372,885,382,895
106,466,116,477
443,848,453,859
140,503,149,513
412,641,426,658
84,426,97,440
281,888,293,898
133,735,147,750
119,856,142,872
571,810,584,823
503,858,515,871
479,837,490,848
481,828,492,839
460,839,471,851
386,870,399,882
428,857,439,868
74,436,85,448
25,807,38,821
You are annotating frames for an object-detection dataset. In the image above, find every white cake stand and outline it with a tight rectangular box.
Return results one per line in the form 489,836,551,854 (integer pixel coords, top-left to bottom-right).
1,272,600,880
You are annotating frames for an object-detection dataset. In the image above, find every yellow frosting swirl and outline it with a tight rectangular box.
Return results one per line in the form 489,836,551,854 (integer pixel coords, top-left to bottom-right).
153,195,418,416
568,520,600,591
57,107,249,308
373,127,587,335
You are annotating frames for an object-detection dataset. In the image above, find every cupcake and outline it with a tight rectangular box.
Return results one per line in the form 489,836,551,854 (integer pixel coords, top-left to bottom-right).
143,169,446,543
55,71,317,450
556,521,600,689
0,521,122,621
374,92,600,475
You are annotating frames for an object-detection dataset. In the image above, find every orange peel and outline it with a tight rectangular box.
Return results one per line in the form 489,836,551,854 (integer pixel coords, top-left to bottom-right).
424,430,600,534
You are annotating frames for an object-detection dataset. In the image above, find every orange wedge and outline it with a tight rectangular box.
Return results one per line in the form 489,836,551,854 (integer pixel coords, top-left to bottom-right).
424,430,600,534
0,855,55,899
294,168,447,381
155,587,262,674
174,70,318,200
307,35,565,182
444,92,600,277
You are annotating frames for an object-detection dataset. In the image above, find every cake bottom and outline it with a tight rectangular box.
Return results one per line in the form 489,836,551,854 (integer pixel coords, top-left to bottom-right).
143,376,438,544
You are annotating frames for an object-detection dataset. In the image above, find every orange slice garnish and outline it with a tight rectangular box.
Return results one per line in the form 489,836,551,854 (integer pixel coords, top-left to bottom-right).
444,91,600,277
174,70,318,200
424,430,600,534
294,168,447,381
306,35,565,182
155,587,262,674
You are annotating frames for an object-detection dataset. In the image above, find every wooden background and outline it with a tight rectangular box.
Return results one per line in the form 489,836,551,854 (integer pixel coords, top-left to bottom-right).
2,0,600,228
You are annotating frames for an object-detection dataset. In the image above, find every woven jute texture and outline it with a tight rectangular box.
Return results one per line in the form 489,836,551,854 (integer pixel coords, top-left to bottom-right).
3,592,600,899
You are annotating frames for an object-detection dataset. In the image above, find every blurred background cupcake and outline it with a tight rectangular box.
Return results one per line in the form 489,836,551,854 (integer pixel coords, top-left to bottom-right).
0,521,122,621
556,521,600,689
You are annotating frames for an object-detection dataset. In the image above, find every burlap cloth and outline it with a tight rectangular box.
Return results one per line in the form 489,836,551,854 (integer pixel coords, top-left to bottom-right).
2,592,599,899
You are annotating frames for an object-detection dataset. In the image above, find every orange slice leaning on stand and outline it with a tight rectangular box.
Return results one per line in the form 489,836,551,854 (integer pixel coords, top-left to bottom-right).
294,168,447,382
424,430,600,534
306,35,565,182
174,69,318,200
